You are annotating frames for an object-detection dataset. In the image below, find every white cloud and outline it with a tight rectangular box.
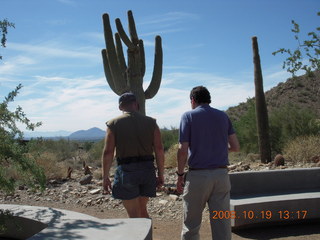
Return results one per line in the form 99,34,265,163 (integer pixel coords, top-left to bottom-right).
8,42,97,60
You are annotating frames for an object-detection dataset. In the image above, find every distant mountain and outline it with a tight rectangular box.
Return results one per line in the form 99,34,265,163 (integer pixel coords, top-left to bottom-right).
24,127,106,141
24,130,71,139
226,70,320,121
68,127,106,140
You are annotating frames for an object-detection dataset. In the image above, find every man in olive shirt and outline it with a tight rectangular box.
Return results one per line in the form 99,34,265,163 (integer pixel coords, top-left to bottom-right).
102,92,165,218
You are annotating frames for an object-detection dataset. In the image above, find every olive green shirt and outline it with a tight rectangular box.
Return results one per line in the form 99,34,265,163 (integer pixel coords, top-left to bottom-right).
106,111,157,158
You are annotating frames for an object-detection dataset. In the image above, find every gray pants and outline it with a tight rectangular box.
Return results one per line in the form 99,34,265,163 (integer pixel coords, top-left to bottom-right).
181,168,231,240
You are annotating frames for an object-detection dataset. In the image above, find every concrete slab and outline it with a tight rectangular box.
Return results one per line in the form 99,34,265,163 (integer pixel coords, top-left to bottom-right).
229,168,320,229
230,193,320,228
0,204,152,240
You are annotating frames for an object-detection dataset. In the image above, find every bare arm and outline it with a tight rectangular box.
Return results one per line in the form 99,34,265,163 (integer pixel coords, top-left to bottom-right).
177,142,189,174
153,125,165,187
101,127,115,193
176,142,189,194
228,133,240,152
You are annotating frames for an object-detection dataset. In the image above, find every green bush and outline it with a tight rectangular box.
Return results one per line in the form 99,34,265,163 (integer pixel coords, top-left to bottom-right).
269,104,320,153
161,127,179,151
233,99,259,154
233,100,320,155
28,138,80,162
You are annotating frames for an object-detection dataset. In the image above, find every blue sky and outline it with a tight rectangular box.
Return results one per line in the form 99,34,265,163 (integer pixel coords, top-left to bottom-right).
1,0,319,134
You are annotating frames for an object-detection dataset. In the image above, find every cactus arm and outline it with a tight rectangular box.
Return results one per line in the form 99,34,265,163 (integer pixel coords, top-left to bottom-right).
102,14,128,94
139,39,146,77
115,33,127,80
145,35,163,99
101,49,118,94
115,18,135,49
128,10,139,45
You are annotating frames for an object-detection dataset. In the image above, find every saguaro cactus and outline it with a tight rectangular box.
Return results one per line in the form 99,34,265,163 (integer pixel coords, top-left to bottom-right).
252,36,272,163
101,10,163,115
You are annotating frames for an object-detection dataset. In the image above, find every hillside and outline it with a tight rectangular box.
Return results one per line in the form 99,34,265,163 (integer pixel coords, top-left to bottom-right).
226,71,320,121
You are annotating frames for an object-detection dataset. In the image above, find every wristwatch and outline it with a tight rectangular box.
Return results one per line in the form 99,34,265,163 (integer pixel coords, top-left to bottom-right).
176,171,185,177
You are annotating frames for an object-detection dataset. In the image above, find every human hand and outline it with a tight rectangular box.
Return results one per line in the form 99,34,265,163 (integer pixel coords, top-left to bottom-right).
157,175,164,189
103,176,112,194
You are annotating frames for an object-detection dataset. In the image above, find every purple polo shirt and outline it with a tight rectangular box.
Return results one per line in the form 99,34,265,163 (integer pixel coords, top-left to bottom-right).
179,104,235,168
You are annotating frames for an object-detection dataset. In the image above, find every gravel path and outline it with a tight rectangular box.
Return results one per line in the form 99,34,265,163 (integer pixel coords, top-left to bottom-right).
1,164,319,239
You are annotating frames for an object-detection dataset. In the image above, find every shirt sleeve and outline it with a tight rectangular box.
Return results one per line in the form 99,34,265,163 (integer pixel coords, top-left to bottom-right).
179,113,191,143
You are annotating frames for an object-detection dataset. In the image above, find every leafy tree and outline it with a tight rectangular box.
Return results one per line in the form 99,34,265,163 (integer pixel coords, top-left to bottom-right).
0,18,15,59
0,85,45,192
0,19,45,193
273,12,320,76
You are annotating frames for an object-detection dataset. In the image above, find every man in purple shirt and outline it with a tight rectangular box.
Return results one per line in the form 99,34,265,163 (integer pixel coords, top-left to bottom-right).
176,86,240,240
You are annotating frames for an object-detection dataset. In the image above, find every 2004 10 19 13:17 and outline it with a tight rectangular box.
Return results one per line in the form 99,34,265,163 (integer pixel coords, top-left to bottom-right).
211,210,308,220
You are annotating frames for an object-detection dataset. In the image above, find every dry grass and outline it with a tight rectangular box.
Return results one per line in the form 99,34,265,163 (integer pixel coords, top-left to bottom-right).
283,135,320,163
34,152,68,180
164,143,179,168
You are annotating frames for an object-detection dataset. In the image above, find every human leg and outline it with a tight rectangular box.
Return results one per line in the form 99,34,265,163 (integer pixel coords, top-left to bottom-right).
208,169,231,240
122,196,149,218
138,196,150,218
181,171,210,240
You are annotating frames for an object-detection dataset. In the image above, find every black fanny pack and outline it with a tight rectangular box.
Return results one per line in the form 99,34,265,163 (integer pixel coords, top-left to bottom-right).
117,155,154,165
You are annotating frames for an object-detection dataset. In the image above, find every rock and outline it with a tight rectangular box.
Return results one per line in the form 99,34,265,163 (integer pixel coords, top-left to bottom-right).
48,179,59,185
89,189,101,195
83,161,92,175
169,194,179,201
159,200,168,205
228,164,237,170
79,175,93,185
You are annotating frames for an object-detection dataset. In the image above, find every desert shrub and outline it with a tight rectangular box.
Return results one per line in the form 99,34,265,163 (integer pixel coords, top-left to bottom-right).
161,127,179,151
233,100,320,155
32,152,67,180
269,104,320,153
283,135,320,163
87,140,104,166
164,143,179,168
233,99,259,154
28,138,80,161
